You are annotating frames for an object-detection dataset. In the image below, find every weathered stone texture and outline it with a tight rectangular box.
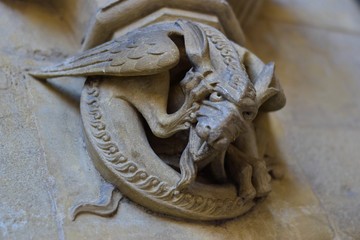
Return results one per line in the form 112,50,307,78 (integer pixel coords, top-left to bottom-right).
0,0,359,239
246,0,360,239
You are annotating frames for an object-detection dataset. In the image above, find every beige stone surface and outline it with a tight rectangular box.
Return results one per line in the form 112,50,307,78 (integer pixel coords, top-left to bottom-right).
0,0,359,239
246,1,360,239
0,1,76,239
260,0,360,34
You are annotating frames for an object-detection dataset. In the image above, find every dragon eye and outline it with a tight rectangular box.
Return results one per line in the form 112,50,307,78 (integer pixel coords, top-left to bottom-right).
209,92,223,102
242,111,256,121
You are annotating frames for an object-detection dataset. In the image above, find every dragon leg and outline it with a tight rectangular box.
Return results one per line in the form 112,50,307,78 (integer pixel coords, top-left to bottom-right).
110,71,199,138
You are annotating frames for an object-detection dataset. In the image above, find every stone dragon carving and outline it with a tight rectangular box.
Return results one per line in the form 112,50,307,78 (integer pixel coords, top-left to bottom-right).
31,20,285,220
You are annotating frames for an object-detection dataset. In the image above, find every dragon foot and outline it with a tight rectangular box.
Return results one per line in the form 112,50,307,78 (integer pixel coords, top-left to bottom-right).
265,155,285,180
251,161,272,197
151,102,200,138
236,165,257,202
226,145,274,200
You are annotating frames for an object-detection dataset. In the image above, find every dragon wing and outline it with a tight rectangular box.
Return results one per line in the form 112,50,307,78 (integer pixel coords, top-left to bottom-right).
30,28,180,79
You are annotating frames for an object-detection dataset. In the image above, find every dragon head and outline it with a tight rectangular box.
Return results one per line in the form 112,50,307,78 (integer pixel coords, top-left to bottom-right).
176,21,285,190
194,95,256,153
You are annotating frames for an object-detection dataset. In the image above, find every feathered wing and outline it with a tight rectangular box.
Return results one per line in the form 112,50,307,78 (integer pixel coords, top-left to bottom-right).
30,28,180,79
176,20,208,67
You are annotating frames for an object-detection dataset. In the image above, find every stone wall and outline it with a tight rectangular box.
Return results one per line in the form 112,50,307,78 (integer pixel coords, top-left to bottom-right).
0,0,359,239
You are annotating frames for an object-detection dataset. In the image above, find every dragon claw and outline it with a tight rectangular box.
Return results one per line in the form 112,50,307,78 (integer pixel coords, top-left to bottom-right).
157,102,199,136
189,112,196,121
239,185,256,202
184,122,191,128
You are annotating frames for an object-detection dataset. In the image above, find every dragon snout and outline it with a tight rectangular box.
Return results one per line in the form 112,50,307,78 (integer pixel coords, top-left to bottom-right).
195,123,232,151
195,123,211,139
195,99,245,152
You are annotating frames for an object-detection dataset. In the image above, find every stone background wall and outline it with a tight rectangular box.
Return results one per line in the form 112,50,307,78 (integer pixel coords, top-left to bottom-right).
0,0,359,239
246,1,360,238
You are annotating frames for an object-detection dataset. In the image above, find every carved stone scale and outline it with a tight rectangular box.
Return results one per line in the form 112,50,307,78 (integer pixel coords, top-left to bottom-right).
30,1,285,221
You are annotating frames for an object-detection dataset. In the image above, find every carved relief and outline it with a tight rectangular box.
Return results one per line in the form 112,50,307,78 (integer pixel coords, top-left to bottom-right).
31,20,285,220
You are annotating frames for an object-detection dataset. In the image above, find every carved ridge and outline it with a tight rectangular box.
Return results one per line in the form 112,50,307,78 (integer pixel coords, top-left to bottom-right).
203,25,256,101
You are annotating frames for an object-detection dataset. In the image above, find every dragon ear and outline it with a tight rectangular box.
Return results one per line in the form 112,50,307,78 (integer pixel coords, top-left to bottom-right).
176,20,210,73
254,62,286,111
